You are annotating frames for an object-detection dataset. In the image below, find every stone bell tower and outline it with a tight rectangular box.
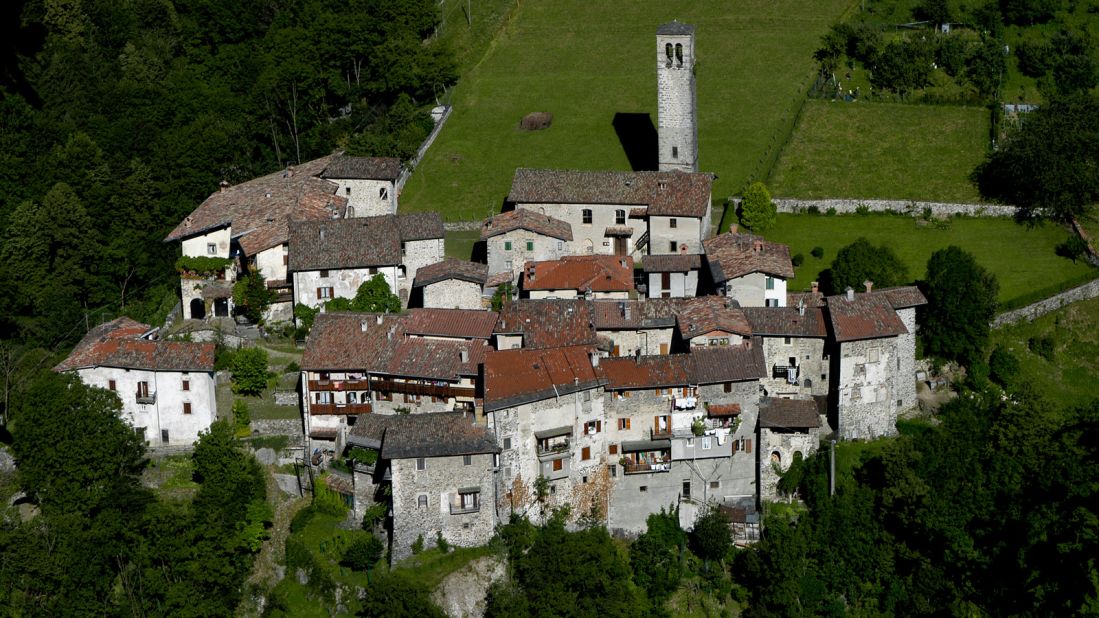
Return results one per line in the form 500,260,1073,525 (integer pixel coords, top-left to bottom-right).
657,21,698,173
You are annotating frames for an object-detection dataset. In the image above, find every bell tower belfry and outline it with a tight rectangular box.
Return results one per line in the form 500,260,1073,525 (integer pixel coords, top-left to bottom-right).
657,21,698,173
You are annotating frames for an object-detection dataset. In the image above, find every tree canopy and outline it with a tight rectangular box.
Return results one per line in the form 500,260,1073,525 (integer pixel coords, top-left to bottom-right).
973,93,1099,222
739,181,777,232
825,237,910,294
920,246,999,366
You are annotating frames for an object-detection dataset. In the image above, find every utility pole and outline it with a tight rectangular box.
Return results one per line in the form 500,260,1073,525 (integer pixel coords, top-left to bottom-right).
829,439,836,497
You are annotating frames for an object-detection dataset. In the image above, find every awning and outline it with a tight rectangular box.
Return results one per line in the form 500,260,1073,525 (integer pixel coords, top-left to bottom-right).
534,425,572,440
603,226,634,237
621,439,671,453
708,403,742,417
458,486,481,494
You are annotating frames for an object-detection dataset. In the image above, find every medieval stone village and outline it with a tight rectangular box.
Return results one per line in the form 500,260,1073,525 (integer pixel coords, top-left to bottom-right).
12,1,1099,614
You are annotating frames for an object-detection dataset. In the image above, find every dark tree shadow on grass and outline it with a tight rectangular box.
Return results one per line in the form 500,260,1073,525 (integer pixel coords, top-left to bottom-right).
612,112,658,172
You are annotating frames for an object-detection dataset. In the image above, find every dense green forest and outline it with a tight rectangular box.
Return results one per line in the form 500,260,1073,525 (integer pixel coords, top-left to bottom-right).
0,0,455,355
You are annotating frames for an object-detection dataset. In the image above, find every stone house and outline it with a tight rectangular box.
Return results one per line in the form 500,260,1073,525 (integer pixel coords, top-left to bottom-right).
346,412,499,562
507,168,713,259
703,231,794,307
743,305,830,399
165,154,348,323
493,299,599,351
675,296,754,349
521,255,635,300
482,345,610,521
54,317,217,447
757,397,828,500
411,259,489,310
299,310,493,453
288,213,444,310
876,286,927,413
481,209,574,280
319,154,401,217
591,298,682,357
825,288,910,440
657,21,698,173
643,254,701,298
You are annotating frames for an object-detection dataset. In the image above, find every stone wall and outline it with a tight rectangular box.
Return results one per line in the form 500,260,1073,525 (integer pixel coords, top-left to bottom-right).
758,336,828,398
770,198,1016,218
656,31,697,173
992,277,1099,327
423,278,484,310
759,426,826,500
250,418,304,437
834,337,901,440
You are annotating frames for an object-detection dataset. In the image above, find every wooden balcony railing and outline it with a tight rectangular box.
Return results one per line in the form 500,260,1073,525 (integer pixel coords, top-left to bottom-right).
623,460,671,475
310,402,373,415
309,379,370,392
136,393,156,405
369,378,475,399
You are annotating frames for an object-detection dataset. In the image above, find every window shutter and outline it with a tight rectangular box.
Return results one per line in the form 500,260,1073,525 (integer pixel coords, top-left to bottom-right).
582,447,591,460
609,444,618,455
596,420,602,432
183,402,192,415
108,379,116,391
316,287,322,299
746,439,752,453
732,440,739,453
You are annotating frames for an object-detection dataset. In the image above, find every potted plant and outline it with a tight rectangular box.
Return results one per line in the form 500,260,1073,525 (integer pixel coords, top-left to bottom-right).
691,418,706,437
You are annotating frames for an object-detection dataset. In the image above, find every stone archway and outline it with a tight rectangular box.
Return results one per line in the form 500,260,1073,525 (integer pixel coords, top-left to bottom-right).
189,298,205,320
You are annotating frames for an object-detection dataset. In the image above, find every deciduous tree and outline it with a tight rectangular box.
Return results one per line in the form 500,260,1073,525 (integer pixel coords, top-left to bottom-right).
920,246,998,366
739,181,777,232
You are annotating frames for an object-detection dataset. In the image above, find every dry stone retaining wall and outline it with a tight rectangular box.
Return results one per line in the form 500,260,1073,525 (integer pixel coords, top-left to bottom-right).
992,277,1099,327
250,418,303,438
770,198,1017,218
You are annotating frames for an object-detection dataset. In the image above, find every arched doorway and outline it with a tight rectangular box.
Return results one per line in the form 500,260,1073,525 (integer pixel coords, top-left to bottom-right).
189,298,205,320
213,298,229,317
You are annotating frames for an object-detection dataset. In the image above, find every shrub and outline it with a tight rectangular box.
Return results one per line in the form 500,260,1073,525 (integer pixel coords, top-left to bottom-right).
825,207,837,216
231,399,251,434
989,346,1020,388
791,253,805,267
175,255,232,277
739,181,777,232
284,535,313,571
436,530,450,553
347,446,378,465
411,534,424,555
361,502,387,530
1056,235,1089,263
312,476,349,516
289,506,316,534
230,347,271,396
811,246,824,259
1028,336,1056,361
806,205,821,215
284,361,300,374
855,203,871,215
341,535,384,571
689,505,732,563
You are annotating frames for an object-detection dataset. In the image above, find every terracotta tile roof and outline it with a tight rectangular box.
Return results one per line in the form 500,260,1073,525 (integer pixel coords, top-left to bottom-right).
642,254,702,272
522,256,634,293
676,296,753,340
483,345,606,412
480,209,573,242
301,312,486,379
877,286,928,309
381,412,498,459
485,271,515,288
200,281,233,299
787,291,826,308
707,403,742,417
686,343,767,384
348,412,498,458
591,298,683,330
507,168,712,217
759,397,822,430
55,317,215,373
601,354,691,390
703,232,795,282
413,259,488,288
288,213,442,272
320,154,402,181
400,309,497,340
743,307,828,338
826,292,909,342
165,155,347,256
494,299,597,349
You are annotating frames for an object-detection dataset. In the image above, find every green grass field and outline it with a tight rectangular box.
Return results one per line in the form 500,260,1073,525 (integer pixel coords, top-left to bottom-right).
764,213,1096,308
401,0,858,222
768,101,989,203
991,296,1099,408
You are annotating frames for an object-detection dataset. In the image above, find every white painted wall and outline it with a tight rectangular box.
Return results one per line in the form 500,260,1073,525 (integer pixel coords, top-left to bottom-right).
293,266,399,310
724,272,787,307
255,243,288,283
181,227,231,258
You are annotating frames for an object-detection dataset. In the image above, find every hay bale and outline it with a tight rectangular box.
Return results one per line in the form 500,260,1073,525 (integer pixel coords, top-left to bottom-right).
519,112,553,131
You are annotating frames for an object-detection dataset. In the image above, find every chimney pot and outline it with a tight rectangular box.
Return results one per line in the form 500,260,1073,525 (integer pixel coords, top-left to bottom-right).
730,224,739,234
376,315,383,325
846,287,855,301
590,352,600,367
864,280,874,293
811,281,819,294
798,299,805,316
219,180,229,192
360,320,367,332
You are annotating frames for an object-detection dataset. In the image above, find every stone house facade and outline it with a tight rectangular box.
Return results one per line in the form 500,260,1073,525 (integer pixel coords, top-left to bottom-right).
55,318,217,447
319,155,401,217
412,259,489,310
481,209,574,279
703,231,794,307
657,21,698,173
743,306,830,399
643,254,700,298
757,398,828,500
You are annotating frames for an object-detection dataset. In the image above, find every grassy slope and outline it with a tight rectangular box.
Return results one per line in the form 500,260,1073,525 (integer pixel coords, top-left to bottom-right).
991,296,1099,409
763,213,1096,307
769,101,989,202
401,0,857,222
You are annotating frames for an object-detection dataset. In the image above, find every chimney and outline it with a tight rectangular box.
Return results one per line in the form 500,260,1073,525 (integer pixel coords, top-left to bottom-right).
730,224,739,234
635,349,641,364
590,351,600,367
798,299,805,316
387,326,395,341
319,229,326,241
286,165,295,178
460,349,469,363
864,280,874,293
753,240,763,253
620,258,627,268
219,180,229,192
376,314,383,325
360,320,368,332
846,287,855,301
811,281,819,294
623,304,631,320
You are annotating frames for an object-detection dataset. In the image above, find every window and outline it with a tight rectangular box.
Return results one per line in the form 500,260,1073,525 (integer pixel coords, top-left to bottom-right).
416,458,426,471
702,437,712,450
609,444,618,455
582,476,588,484
766,277,775,290
585,420,602,434
669,218,677,228
283,254,289,266
615,210,626,225
766,298,780,308
400,242,406,257
504,241,512,251
207,243,216,255
784,336,792,345
609,464,617,478
723,382,732,393
398,265,406,279
582,209,593,225
710,480,720,489
315,392,332,404
672,146,679,159
640,485,648,492
549,484,556,495
581,447,591,460
552,459,563,472
108,379,116,391
320,270,329,278
418,494,428,508
503,437,512,450
161,429,169,444
137,381,150,400
525,240,534,251
868,348,880,363
669,241,678,253
686,438,694,447
457,490,480,512
379,187,389,200
682,481,691,499
317,287,334,299
505,260,513,271
557,240,564,251
463,455,472,466
345,186,351,196
183,402,192,415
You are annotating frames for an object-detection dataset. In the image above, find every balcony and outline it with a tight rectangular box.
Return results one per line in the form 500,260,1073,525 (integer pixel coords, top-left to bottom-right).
537,440,571,459
310,402,373,415
136,392,156,405
624,460,671,475
651,427,673,440
369,378,476,399
772,365,799,384
449,503,480,515
309,379,370,392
